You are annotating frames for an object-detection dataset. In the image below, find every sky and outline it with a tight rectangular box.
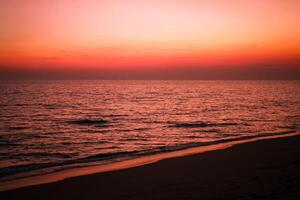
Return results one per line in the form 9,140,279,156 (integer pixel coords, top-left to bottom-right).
0,0,300,70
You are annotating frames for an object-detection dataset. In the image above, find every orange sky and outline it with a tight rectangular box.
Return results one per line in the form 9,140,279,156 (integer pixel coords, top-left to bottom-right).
0,0,299,69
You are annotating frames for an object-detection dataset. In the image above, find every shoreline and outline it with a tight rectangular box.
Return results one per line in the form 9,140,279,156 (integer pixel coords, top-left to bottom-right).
1,131,299,192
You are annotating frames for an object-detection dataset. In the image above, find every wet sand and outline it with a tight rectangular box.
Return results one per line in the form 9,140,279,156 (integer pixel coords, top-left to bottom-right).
2,134,300,200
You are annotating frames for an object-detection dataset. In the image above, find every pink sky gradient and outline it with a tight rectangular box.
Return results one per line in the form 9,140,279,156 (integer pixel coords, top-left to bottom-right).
1,0,299,69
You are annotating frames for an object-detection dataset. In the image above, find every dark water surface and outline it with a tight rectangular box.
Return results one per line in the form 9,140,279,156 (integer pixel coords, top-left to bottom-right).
0,81,299,181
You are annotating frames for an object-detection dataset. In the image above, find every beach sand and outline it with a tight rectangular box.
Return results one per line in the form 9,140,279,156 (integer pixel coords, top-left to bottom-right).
2,135,300,200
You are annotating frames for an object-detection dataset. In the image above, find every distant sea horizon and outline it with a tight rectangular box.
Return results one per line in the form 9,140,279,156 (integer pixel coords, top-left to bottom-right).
0,66,299,80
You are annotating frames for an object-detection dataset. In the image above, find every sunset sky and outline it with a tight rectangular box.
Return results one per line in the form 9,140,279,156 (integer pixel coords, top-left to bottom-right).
1,0,299,69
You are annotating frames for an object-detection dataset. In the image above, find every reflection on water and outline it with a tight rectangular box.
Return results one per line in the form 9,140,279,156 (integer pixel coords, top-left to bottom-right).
0,81,299,180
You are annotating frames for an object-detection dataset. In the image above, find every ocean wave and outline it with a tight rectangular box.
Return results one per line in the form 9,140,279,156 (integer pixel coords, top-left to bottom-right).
1,129,296,182
79,129,110,133
12,152,77,159
119,127,151,132
8,126,29,130
191,129,220,133
168,121,238,128
66,119,110,126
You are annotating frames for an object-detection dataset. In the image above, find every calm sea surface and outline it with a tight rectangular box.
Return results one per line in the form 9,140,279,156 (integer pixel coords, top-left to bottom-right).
0,81,299,181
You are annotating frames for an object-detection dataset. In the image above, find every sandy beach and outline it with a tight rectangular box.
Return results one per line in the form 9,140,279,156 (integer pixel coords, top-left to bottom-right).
2,134,300,200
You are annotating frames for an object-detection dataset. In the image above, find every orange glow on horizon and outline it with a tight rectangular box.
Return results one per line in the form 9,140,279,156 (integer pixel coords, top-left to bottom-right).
1,0,299,69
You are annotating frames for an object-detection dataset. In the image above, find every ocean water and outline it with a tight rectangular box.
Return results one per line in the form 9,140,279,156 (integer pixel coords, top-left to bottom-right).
0,81,299,181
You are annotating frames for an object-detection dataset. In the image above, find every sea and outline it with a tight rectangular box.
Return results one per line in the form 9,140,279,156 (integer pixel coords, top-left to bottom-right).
0,80,299,182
